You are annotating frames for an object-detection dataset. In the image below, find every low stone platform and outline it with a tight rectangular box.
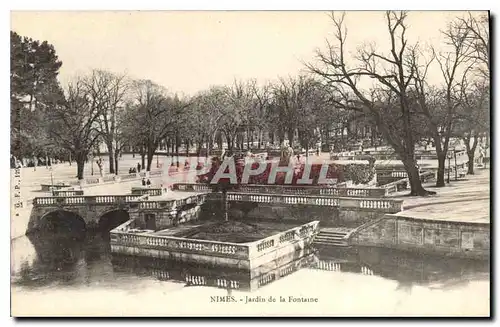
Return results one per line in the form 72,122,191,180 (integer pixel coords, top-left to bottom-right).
110,218,320,271
395,168,490,224
347,169,490,259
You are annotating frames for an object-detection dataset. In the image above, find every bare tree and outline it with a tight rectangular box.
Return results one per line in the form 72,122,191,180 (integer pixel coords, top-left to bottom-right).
127,80,188,171
459,13,489,79
307,11,434,195
47,77,102,179
457,79,489,174
84,70,129,174
411,17,475,186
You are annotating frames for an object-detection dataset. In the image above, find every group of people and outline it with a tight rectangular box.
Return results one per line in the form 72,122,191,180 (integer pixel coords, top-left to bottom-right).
128,162,143,174
141,178,152,187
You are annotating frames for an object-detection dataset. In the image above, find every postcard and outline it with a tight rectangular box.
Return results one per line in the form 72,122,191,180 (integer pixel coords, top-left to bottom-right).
10,10,490,317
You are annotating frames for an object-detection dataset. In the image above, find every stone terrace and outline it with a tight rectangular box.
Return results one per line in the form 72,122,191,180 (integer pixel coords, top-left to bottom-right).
392,168,490,224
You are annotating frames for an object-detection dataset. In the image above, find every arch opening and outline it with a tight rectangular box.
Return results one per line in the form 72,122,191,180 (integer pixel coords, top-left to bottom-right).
38,210,87,240
26,210,87,278
97,209,130,240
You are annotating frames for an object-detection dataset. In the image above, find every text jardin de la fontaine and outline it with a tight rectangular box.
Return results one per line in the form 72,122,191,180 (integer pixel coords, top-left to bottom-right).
210,296,319,304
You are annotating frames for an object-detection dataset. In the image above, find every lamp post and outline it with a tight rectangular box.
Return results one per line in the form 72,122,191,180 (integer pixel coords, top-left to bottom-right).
90,152,94,176
454,148,458,181
447,153,451,184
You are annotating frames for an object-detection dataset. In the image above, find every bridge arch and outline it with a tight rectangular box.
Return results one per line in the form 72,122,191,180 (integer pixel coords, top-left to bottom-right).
38,210,87,240
97,209,130,239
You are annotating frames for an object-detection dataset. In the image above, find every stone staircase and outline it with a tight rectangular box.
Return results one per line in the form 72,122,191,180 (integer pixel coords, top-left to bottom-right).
313,228,351,247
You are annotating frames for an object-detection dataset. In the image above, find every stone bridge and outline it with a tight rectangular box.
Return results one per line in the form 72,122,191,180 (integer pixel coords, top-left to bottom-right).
26,193,209,234
26,195,147,233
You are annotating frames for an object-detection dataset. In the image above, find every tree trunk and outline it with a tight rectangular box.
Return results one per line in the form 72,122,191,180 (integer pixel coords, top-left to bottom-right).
114,151,120,175
467,150,475,175
222,189,228,222
166,139,171,156
196,137,203,157
287,127,294,147
433,133,448,188
146,144,155,171
140,146,146,170
436,153,446,187
247,130,251,149
225,134,232,152
76,153,85,180
175,136,180,167
106,142,115,174
402,157,429,196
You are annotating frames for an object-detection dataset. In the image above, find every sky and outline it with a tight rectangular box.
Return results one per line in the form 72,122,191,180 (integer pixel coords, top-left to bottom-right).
10,11,486,96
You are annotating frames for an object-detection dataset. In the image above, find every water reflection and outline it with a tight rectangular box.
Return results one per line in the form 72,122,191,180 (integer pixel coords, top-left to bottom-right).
12,225,490,293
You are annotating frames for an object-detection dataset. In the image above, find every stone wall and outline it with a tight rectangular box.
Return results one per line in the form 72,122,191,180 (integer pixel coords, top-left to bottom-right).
349,214,489,259
197,200,385,228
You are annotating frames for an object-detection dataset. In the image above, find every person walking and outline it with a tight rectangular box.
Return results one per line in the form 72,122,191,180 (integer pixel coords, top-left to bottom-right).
137,162,141,172
146,179,151,187
142,178,146,186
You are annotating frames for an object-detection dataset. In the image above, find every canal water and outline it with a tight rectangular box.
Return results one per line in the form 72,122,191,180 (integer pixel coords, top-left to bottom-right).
11,218,490,316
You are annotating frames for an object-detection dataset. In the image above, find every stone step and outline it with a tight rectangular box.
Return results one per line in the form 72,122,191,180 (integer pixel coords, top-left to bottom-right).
313,240,350,247
319,231,349,237
315,235,345,241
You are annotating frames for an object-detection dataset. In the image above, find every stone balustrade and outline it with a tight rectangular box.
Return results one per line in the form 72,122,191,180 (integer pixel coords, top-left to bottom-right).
391,171,407,178
111,231,250,259
86,177,101,184
138,194,207,210
102,175,116,183
382,171,436,194
358,199,403,211
49,170,164,189
172,183,213,192
216,278,240,289
33,194,144,207
131,187,163,197
248,221,319,258
173,183,388,198
121,173,139,181
40,183,71,192
51,190,84,197
221,193,340,206
210,192,402,212
420,171,435,183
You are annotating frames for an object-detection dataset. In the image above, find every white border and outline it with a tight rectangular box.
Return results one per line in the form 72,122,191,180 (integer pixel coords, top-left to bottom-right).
1,1,497,326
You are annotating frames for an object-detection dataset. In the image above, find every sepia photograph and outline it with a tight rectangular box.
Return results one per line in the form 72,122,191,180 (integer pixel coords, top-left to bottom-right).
9,9,490,317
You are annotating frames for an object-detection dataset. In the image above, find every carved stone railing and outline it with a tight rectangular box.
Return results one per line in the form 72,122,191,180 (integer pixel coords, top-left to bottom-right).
420,171,435,183
121,173,139,181
247,221,320,258
131,187,163,197
85,177,101,185
138,194,207,210
52,189,84,197
382,171,435,195
110,231,250,259
208,192,403,212
32,194,145,207
171,183,213,193
172,183,388,198
102,175,116,183
40,183,71,192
